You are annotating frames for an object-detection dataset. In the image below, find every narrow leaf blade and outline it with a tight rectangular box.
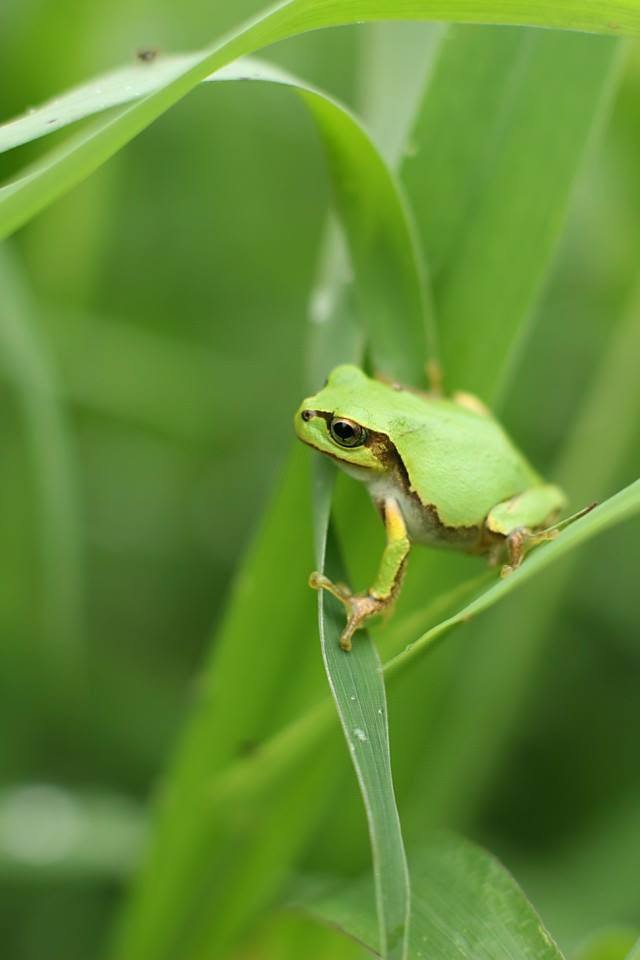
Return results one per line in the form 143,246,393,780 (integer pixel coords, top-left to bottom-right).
317,501,410,960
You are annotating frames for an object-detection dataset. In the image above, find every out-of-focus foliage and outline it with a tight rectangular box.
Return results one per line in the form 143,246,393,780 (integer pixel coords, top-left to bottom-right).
1,2,639,959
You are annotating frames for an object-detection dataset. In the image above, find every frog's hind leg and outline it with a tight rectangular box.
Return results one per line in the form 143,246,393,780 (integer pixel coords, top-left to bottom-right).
486,484,567,575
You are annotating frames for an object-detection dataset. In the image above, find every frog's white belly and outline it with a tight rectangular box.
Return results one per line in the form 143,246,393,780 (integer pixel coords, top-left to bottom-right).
364,474,482,551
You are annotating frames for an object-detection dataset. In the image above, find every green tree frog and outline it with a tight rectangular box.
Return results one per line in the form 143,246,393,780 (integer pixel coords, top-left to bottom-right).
294,364,567,651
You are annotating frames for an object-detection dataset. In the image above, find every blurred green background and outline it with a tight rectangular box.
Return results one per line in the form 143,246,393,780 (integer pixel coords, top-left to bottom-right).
1,3,639,959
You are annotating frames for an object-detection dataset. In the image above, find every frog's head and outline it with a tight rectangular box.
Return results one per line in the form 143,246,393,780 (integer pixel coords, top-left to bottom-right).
294,365,389,476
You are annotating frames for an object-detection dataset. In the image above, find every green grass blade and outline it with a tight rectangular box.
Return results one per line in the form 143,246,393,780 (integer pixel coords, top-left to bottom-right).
401,26,621,399
302,831,566,959
314,460,410,960
0,53,204,153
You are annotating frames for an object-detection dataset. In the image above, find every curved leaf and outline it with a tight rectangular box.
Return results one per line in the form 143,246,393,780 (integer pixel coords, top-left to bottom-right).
1,55,429,380
3,0,640,239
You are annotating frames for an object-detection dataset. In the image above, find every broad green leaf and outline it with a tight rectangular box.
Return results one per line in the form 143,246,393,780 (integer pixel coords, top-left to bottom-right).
314,460,410,960
401,26,621,399
357,22,445,169
0,53,204,153
302,831,565,959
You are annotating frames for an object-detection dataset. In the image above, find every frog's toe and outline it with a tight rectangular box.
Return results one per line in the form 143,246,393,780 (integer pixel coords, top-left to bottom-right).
502,524,559,573
505,526,528,570
339,593,388,651
309,571,352,602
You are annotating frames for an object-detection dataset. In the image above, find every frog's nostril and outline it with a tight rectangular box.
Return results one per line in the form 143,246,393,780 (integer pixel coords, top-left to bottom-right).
301,410,312,421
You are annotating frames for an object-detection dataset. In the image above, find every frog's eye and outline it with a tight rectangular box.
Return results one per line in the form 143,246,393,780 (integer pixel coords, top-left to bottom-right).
329,417,367,448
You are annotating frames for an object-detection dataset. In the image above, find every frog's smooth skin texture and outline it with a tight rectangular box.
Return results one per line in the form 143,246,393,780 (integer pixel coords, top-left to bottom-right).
294,364,566,651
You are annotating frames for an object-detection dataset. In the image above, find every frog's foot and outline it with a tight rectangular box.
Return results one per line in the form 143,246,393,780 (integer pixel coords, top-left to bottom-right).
452,390,491,416
500,526,558,578
309,572,387,651
374,359,444,398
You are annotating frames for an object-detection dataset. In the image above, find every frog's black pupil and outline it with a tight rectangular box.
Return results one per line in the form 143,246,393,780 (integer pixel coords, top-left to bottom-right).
330,417,365,447
334,421,354,441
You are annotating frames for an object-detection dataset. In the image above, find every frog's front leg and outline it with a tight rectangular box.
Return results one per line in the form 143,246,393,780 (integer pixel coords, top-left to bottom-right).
310,498,410,651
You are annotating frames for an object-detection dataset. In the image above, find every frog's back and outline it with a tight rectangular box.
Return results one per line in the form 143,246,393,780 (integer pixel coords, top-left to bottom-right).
389,393,541,529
